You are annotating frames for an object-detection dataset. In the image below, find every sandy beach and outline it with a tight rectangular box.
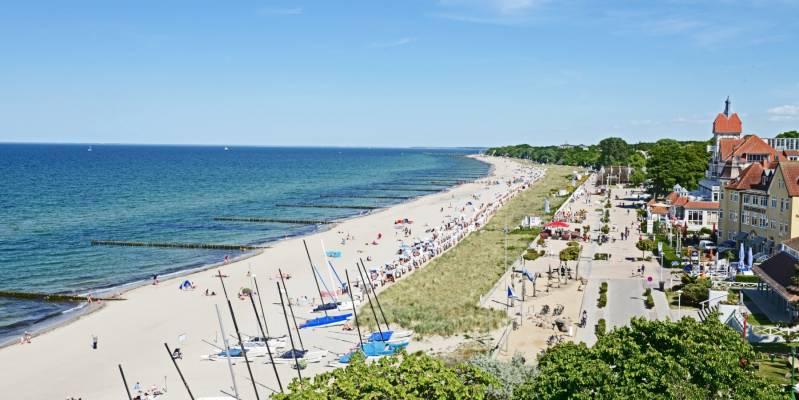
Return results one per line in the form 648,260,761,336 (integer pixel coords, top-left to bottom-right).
0,155,547,399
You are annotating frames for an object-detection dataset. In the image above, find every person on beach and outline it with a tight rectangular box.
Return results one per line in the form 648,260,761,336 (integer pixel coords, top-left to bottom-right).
91,334,98,350
152,274,158,285
20,331,32,344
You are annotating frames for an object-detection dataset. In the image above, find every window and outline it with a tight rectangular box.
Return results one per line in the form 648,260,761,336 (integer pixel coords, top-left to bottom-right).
771,219,777,229
760,197,768,207
732,192,739,202
743,194,750,204
742,211,750,225
688,210,703,223
747,154,766,162
772,198,778,208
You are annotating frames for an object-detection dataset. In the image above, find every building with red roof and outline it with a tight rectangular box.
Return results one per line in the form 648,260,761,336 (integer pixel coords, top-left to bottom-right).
719,160,799,255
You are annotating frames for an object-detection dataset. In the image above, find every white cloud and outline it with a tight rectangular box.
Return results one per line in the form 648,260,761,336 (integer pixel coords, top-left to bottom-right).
368,37,415,49
257,7,303,16
767,104,799,121
433,0,548,25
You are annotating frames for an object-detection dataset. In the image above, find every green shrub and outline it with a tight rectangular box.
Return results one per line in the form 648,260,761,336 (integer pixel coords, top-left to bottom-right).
523,249,544,261
734,275,761,283
559,245,581,262
601,225,610,234
636,239,655,252
594,253,610,260
537,237,545,247
597,283,608,308
644,288,654,309
595,318,606,337
681,277,711,307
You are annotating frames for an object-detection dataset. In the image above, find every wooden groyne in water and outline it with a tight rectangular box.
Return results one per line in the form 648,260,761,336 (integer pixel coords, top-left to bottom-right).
0,291,124,302
90,240,264,251
213,216,335,224
275,204,380,210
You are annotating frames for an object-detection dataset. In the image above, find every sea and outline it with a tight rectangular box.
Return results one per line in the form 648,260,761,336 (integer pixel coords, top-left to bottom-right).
0,144,489,344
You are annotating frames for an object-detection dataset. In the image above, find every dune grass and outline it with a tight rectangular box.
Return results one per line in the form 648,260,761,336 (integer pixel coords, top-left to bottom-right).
360,164,577,336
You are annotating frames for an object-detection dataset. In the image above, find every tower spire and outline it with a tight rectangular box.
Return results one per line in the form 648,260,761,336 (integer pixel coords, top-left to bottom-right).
724,96,731,117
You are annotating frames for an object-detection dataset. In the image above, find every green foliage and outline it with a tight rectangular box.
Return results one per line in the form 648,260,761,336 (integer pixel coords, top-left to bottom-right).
593,253,610,260
597,137,631,166
777,130,799,138
734,275,761,283
645,139,709,198
679,276,712,307
536,237,545,247
600,225,610,234
597,282,608,308
513,318,784,399
558,243,581,262
636,239,655,252
358,165,575,336
484,144,599,166
469,353,536,400
595,318,606,337
629,169,647,186
644,288,654,309
523,249,543,261
274,350,501,400
604,200,611,208
698,227,712,236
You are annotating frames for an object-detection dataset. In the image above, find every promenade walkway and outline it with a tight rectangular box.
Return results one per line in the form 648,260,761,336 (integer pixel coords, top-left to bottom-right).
573,181,673,346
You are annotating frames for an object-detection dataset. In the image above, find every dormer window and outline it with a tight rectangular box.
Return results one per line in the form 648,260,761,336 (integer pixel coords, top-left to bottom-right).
747,154,766,162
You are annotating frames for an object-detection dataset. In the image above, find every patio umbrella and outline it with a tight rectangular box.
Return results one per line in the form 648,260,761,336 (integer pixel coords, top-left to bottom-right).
739,243,745,271
747,247,754,270
545,220,570,229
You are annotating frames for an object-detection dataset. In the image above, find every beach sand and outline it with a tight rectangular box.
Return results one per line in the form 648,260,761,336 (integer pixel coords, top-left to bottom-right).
0,156,541,399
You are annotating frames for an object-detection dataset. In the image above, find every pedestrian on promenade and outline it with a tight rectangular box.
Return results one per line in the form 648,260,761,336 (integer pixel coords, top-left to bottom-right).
91,334,98,350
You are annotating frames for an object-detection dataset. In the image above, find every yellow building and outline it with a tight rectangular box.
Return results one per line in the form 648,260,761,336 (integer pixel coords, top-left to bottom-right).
719,161,799,255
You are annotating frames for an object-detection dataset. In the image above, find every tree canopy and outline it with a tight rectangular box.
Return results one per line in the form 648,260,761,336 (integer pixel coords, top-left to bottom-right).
270,317,784,399
597,137,631,166
777,130,799,138
645,139,708,198
272,350,500,400
513,317,784,399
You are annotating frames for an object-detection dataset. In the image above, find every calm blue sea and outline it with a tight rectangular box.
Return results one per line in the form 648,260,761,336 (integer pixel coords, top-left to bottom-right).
0,144,488,342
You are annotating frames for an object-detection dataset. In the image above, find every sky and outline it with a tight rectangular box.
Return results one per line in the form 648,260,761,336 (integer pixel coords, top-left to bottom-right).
1,0,798,147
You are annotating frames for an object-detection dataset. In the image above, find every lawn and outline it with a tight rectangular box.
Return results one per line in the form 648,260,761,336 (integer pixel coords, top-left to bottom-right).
360,163,577,336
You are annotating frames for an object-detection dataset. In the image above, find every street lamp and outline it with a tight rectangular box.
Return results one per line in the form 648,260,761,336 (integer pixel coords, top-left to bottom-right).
676,289,683,319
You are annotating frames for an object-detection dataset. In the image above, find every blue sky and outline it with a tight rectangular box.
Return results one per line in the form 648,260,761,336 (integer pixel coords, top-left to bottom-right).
1,0,798,147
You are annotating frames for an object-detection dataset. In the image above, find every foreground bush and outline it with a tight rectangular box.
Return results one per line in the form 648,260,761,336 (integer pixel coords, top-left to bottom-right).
514,317,783,399
273,351,499,400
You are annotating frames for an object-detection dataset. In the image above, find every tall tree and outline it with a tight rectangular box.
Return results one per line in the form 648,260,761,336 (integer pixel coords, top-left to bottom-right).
597,137,631,166
514,317,783,399
646,139,707,198
777,130,799,138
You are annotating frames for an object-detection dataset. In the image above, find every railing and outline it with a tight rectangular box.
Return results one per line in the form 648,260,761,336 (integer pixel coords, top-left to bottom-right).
711,281,758,290
699,294,731,311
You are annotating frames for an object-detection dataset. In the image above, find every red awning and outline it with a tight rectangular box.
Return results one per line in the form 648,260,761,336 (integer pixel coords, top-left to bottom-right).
545,220,570,228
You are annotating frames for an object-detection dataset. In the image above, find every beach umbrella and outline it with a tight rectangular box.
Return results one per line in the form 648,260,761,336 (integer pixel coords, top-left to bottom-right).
545,220,570,229
747,247,754,270
739,243,745,271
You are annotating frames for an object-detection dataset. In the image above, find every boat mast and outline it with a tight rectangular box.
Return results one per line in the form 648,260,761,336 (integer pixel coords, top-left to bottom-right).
164,342,195,400
218,275,260,400
345,269,364,349
302,240,330,315
278,268,305,351
252,276,271,337
247,292,283,393
359,258,391,330
214,304,240,400
355,261,384,340
277,282,304,381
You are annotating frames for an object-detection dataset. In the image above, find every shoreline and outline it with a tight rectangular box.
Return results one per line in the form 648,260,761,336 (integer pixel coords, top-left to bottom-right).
0,156,492,348
0,155,535,399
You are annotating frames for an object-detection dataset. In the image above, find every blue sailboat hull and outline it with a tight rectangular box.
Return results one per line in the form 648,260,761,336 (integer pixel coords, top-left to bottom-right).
299,313,352,329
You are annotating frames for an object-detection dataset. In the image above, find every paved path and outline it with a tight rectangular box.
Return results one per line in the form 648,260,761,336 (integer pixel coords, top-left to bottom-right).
573,182,676,344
